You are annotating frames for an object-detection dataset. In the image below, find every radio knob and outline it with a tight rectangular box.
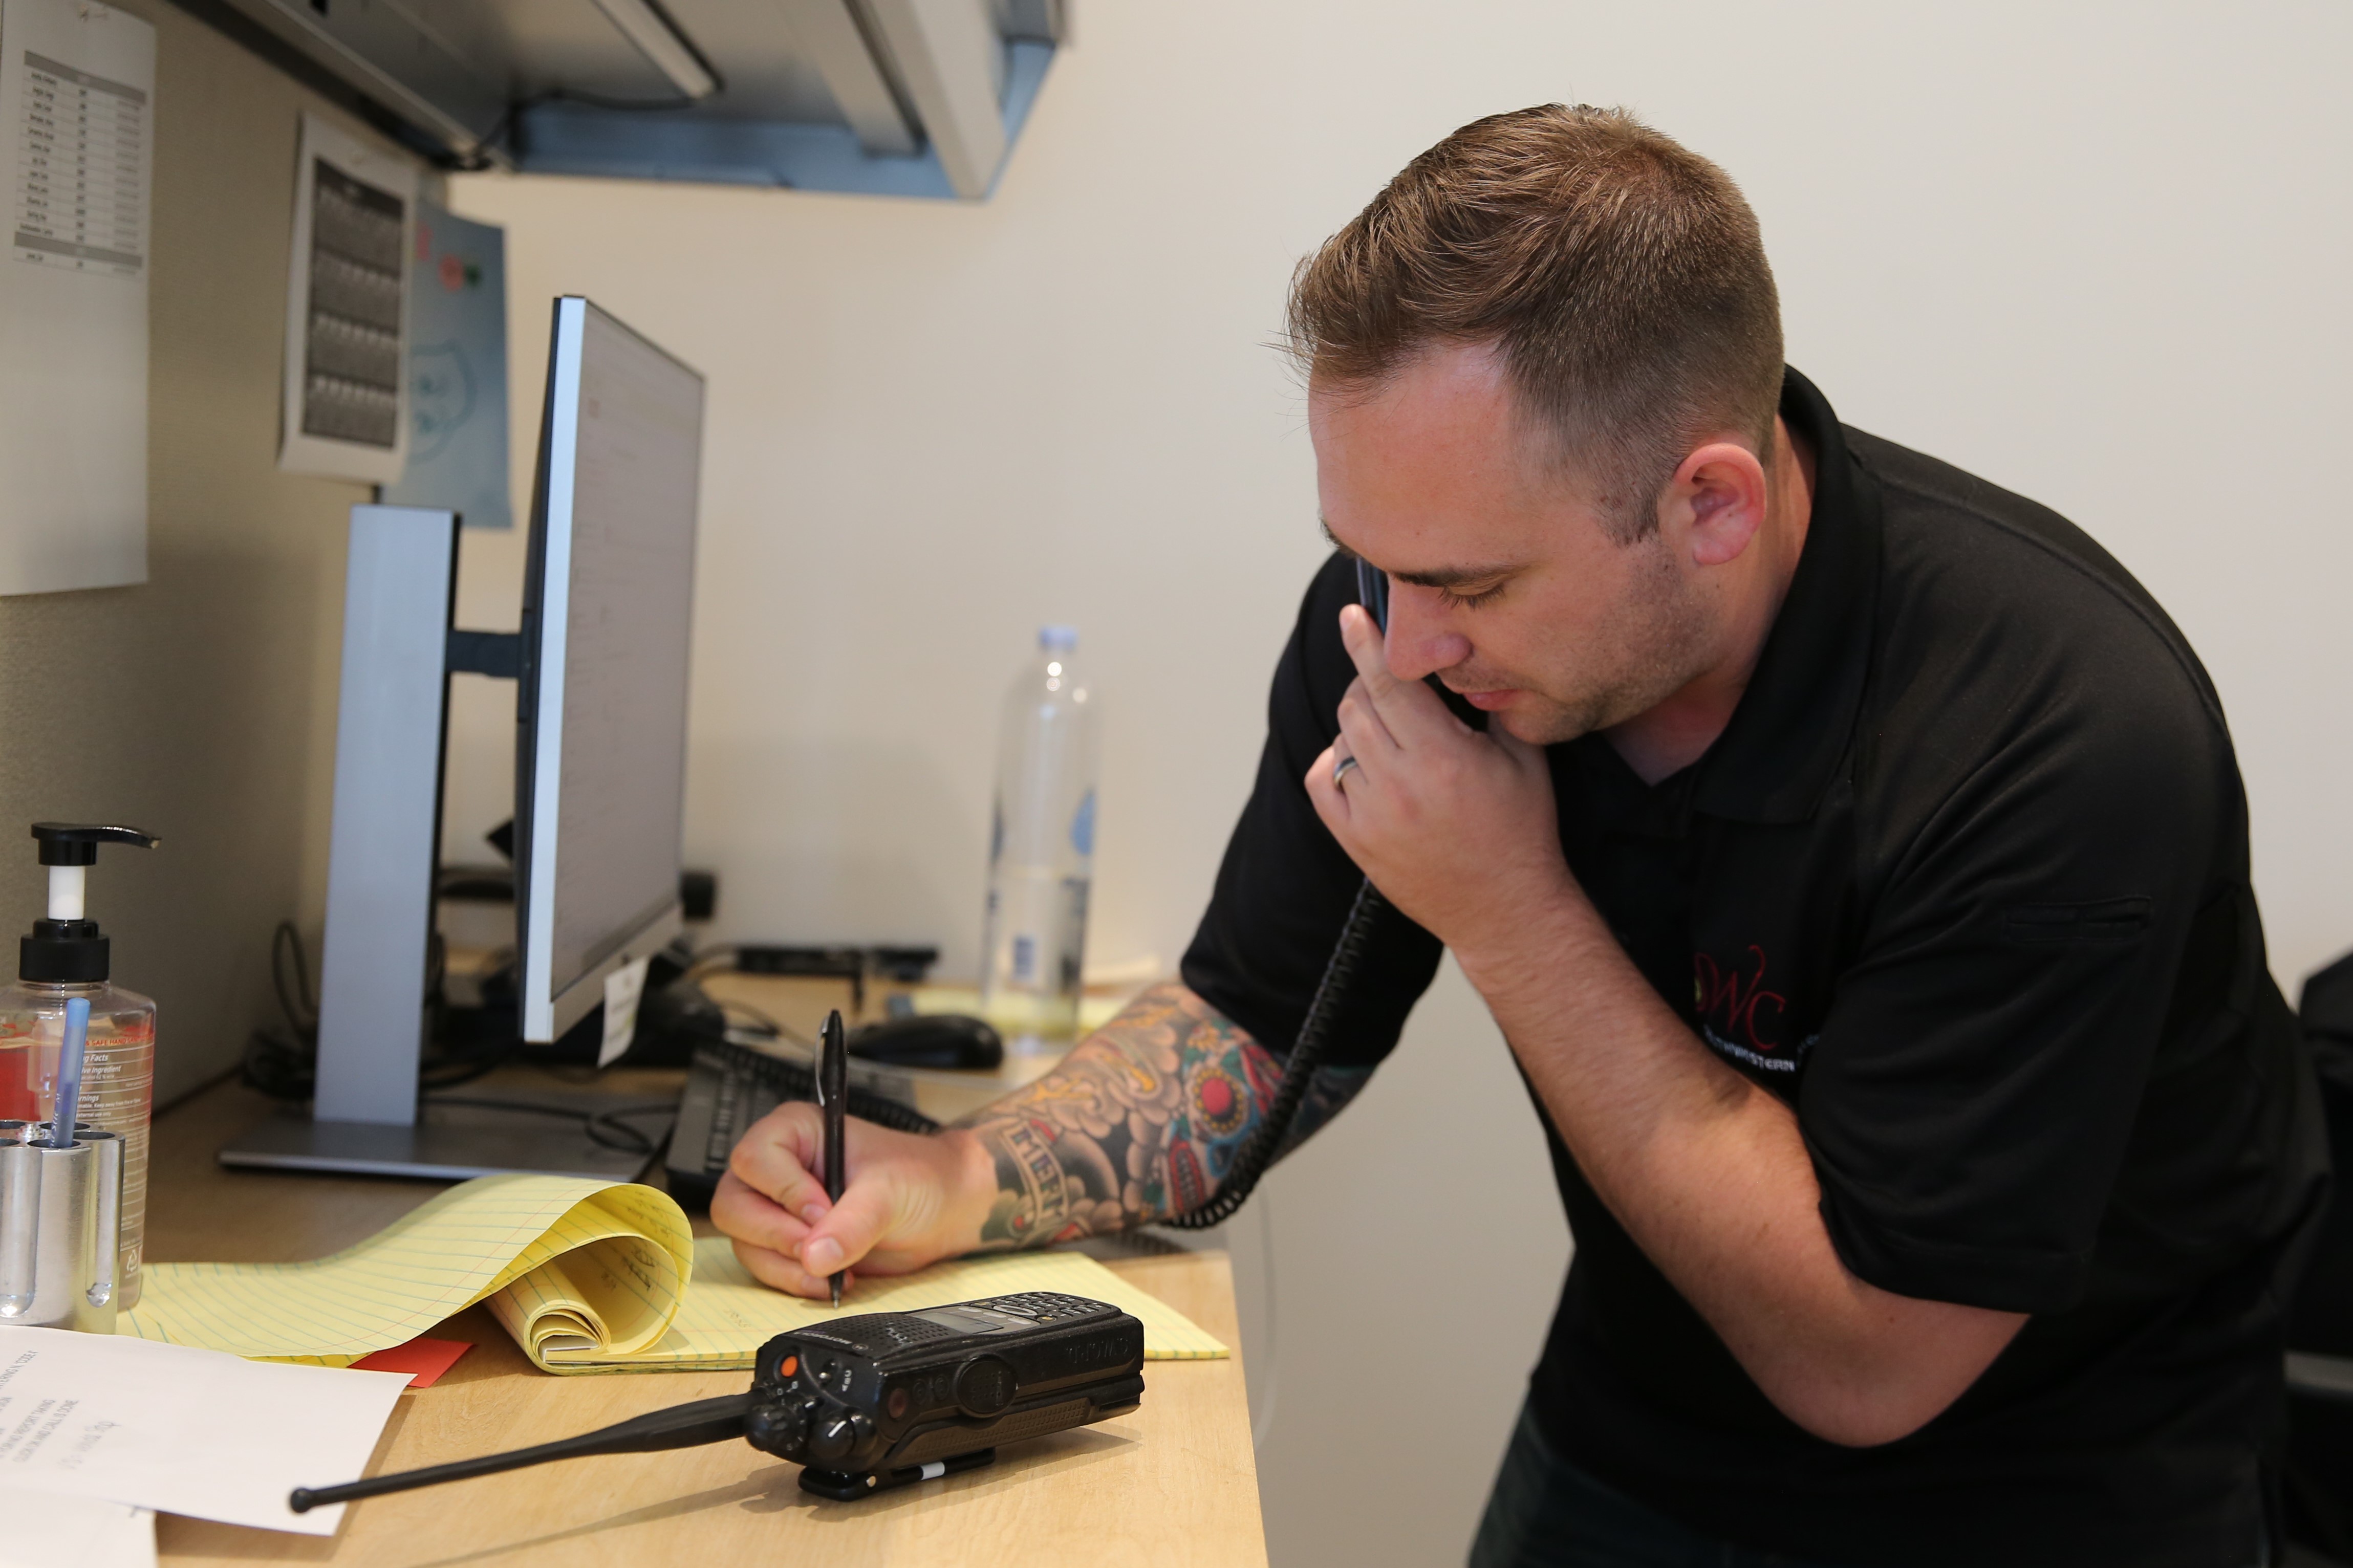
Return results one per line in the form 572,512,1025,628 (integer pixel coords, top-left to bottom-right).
808,1410,875,1466
744,1401,806,1460
809,1414,857,1465
954,1356,1015,1418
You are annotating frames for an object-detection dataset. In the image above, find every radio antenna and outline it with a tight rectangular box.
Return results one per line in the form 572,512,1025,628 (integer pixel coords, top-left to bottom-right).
290,1393,754,1513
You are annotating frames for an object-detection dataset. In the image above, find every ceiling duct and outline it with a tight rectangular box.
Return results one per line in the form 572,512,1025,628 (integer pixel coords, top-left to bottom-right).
172,0,1066,198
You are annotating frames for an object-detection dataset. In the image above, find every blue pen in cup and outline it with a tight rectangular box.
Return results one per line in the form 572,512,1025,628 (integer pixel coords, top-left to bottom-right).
47,996,89,1149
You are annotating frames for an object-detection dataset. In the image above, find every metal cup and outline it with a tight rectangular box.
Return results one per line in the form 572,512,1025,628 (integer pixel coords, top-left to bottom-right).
0,1122,124,1333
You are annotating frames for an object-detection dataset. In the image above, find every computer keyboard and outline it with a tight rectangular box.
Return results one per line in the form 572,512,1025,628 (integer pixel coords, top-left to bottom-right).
664,1034,939,1207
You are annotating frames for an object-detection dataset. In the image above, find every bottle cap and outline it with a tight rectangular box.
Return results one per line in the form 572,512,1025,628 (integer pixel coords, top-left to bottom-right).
21,824,158,984
1038,625,1077,652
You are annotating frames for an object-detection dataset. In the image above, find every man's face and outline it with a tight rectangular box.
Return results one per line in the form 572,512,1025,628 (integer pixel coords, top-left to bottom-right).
1309,342,1713,747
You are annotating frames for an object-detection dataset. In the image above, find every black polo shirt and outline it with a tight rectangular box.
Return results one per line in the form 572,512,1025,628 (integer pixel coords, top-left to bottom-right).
1181,369,2328,1566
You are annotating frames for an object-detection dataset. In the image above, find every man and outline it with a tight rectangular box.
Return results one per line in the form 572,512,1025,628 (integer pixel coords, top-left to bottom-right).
714,106,2327,1566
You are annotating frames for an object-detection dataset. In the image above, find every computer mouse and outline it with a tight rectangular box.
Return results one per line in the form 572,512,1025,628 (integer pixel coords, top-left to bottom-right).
847,1014,1004,1071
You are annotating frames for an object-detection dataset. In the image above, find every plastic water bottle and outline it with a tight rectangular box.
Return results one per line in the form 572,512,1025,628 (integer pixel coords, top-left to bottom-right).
980,627,1100,1050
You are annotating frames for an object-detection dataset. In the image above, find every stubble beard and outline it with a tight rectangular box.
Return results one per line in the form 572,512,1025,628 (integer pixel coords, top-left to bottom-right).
1501,537,1714,747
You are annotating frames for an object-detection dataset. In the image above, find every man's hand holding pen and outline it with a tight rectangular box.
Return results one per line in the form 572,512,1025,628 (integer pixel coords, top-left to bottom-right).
714,1102,998,1300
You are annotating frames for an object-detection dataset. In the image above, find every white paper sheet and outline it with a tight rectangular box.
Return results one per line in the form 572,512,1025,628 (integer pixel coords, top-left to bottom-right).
0,0,153,595
0,1487,153,1568
598,953,652,1066
0,1326,408,1534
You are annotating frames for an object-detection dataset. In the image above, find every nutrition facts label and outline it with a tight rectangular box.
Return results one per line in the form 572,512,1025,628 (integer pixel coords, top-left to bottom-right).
13,48,145,276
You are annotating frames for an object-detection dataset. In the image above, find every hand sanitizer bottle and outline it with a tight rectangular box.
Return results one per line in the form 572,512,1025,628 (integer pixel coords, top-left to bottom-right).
0,824,158,1308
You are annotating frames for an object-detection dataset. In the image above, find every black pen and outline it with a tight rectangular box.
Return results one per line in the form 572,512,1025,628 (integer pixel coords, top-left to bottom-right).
818,1008,848,1308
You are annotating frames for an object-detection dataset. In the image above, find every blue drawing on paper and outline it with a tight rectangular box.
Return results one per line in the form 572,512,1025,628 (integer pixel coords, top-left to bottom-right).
383,202,512,530
408,341,477,464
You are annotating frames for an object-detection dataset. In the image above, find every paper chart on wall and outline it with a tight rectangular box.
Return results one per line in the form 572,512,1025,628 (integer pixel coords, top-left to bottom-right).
278,112,416,484
0,0,152,595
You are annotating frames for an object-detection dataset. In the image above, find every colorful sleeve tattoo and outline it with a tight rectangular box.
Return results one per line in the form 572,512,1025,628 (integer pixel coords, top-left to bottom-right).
955,981,1373,1247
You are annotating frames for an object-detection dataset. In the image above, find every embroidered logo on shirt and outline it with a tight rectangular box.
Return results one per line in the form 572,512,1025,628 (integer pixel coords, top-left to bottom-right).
1692,945,1818,1074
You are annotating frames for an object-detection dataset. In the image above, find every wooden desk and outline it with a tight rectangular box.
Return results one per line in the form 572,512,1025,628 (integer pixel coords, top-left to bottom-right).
148,1078,1267,1567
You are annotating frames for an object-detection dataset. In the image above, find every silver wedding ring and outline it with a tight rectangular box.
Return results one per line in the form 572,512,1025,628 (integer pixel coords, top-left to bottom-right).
1332,754,1361,789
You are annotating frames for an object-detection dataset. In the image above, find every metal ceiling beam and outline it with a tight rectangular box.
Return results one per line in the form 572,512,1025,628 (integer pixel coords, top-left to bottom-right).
586,0,719,101
167,0,1065,197
187,0,508,158
513,35,1049,197
860,0,1004,199
779,0,918,157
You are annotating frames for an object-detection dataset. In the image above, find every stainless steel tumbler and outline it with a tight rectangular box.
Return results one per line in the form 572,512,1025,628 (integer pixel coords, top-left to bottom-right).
0,1120,124,1333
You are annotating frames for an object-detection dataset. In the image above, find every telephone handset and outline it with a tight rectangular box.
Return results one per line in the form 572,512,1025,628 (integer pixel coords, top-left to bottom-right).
1353,556,1390,632
1351,554,1487,730
1164,556,1392,1230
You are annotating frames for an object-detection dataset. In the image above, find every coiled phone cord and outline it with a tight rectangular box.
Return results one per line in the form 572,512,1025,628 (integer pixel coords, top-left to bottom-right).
1165,558,1396,1231
1162,876,1386,1230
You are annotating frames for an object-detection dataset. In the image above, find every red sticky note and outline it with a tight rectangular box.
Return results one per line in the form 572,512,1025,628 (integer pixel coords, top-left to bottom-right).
351,1337,474,1389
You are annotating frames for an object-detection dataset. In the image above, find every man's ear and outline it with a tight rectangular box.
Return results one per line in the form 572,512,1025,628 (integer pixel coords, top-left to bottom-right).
1658,442,1768,567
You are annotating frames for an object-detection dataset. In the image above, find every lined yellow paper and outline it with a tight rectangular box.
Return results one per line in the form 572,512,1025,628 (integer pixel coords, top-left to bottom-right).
120,1175,693,1369
528,1238,1228,1373
121,1174,1226,1371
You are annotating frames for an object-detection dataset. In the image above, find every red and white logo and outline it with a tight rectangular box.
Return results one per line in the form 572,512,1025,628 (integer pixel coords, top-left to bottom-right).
1692,945,1817,1074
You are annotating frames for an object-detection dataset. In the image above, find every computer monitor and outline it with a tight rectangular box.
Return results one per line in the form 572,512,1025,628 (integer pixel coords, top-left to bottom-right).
219,297,704,1181
514,297,704,1044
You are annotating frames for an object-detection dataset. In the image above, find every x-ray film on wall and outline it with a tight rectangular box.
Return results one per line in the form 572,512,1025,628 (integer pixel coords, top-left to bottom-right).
279,114,416,484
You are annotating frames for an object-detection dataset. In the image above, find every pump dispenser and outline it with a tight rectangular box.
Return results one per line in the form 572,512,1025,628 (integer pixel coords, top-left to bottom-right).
0,823,158,1307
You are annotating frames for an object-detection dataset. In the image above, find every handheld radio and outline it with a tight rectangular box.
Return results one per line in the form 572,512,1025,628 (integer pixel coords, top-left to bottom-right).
290,1291,1145,1511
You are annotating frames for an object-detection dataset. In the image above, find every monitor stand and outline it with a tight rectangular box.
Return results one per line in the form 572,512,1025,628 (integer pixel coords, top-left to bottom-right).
219,1087,673,1183
217,505,680,1185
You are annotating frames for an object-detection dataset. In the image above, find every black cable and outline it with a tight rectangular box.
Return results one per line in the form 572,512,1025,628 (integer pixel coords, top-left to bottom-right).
421,1096,678,1156
272,920,316,1035
449,87,708,173
242,919,520,1101
717,998,812,1049
1161,878,1387,1230
243,920,321,1100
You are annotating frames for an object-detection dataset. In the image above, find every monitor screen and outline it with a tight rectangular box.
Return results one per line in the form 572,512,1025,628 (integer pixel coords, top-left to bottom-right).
516,297,704,1041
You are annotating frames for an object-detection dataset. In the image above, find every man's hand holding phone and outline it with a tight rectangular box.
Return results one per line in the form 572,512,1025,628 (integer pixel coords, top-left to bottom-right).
1305,602,1573,969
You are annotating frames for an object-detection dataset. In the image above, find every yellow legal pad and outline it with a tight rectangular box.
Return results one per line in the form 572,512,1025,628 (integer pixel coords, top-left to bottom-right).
117,1173,1227,1372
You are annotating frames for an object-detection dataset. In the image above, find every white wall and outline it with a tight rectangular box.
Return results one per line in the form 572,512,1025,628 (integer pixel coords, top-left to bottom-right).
0,3,412,1105
448,4,2352,1561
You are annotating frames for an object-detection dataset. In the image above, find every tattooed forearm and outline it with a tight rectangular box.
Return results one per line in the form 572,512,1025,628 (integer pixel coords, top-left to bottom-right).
954,981,1372,1248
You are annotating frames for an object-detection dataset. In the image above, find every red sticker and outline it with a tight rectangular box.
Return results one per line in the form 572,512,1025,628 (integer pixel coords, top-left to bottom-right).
351,1337,474,1389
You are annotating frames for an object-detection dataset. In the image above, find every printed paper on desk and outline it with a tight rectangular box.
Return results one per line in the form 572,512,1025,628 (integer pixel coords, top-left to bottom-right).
0,1327,407,1534
0,1487,153,1568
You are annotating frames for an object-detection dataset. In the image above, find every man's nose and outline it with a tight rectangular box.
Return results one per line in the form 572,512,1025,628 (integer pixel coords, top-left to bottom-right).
1380,585,1472,683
